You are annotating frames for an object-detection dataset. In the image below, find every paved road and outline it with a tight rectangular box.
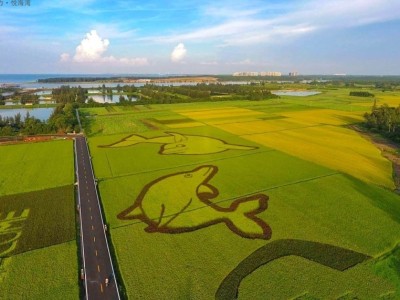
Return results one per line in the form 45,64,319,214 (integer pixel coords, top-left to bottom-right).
75,136,120,300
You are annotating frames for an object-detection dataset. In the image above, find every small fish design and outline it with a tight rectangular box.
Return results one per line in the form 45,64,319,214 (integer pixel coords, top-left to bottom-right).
101,132,257,155
118,165,271,240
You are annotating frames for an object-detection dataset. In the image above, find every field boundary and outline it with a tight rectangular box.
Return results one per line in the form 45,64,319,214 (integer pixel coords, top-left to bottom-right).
239,124,328,137
0,239,76,259
98,148,275,181
350,125,400,191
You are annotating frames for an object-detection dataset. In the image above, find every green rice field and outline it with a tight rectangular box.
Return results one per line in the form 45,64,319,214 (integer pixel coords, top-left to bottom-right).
85,89,400,299
0,140,74,196
0,140,78,299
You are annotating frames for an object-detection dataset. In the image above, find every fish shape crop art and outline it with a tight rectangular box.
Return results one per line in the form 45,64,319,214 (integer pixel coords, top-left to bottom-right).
118,165,271,240
101,132,257,155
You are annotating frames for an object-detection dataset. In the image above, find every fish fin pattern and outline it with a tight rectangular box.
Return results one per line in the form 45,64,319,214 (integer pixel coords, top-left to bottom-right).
100,135,147,148
225,195,271,240
117,205,143,220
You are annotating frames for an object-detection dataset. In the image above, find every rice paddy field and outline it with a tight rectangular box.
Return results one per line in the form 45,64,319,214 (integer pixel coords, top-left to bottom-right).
0,140,78,299
85,88,400,299
0,140,75,196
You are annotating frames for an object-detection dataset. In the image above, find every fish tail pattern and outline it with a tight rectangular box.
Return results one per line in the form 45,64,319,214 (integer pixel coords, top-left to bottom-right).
226,195,271,240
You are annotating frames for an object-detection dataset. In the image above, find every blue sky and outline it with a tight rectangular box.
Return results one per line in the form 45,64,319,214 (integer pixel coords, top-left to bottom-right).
1,0,400,74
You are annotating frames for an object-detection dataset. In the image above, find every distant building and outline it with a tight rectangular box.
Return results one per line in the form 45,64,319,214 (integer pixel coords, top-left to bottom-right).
233,71,281,77
289,72,299,76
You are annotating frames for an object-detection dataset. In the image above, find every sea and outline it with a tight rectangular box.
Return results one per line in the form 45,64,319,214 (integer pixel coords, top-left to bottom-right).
0,74,253,91
0,74,200,89
0,74,125,89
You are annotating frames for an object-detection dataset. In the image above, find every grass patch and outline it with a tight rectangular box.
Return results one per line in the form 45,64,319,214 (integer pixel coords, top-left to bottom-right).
0,241,79,300
374,243,400,299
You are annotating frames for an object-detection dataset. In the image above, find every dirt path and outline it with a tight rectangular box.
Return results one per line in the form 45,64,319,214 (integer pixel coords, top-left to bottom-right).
350,125,400,191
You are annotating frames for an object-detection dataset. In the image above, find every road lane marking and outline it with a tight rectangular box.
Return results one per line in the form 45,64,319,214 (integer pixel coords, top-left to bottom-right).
89,207,92,211
95,250,98,256
92,225,94,230
100,283,104,293
97,265,100,272
93,236,96,242
90,216,93,220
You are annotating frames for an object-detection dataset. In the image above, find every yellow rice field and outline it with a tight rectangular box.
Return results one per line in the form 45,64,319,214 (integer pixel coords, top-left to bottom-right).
176,106,394,189
244,125,394,188
375,93,400,107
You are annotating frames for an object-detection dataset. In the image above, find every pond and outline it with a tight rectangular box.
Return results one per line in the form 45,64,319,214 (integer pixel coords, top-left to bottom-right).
88,94,136,103
0,108,54,121
272,90,321,96
271,90,321,97
34,90,52,96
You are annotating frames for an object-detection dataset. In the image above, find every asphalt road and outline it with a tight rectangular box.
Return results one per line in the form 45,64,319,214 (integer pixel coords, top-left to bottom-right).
75,136,120,300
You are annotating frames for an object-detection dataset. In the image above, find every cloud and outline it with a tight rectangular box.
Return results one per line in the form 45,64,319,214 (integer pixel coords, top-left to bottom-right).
92,24,137,40
60,30,148,66
171,43,187,62
101,56,149,65
60,53,70,62
143,0,400,46
74,30,110,62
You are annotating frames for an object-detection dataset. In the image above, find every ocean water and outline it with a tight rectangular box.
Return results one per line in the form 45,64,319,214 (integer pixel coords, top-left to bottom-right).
0,74,131,84
0,74,84,83
0,74,188,84
0,74,198,89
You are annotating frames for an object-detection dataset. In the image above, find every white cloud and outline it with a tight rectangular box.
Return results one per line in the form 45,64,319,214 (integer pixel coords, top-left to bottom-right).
60,30,148,66
60,53,70,62
74,30,110,62
171,43,187,62
143,0,400,46
92,24,137,40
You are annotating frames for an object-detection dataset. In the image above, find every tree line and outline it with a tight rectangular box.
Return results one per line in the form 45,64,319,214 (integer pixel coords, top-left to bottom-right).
52,86,87,103
364,103,400,141
349,91,374,97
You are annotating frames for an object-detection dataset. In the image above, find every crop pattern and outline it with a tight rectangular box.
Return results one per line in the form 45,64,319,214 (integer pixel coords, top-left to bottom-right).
85,90,400,299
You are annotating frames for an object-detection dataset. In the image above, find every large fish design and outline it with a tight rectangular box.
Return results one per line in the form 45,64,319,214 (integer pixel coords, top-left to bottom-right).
100,132,257,155
118,165,271,240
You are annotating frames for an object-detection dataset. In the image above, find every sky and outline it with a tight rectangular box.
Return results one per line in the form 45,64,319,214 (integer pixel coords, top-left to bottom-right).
1,0,400,75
